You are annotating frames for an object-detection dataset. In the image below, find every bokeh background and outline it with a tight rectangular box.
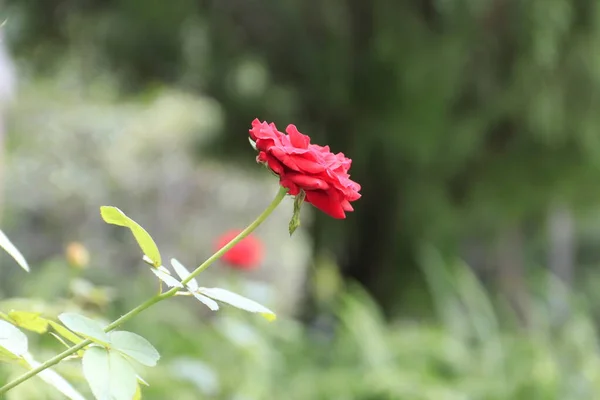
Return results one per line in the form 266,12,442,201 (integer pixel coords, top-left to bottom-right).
3,0,600,399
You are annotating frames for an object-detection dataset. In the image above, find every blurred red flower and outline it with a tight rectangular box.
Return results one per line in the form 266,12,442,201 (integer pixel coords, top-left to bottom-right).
249,119,361,219
214,230,264,270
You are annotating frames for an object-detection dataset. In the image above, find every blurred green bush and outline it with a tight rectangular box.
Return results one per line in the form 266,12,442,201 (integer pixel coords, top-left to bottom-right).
10,0,600,311
3,249,600,400
1,5,600,395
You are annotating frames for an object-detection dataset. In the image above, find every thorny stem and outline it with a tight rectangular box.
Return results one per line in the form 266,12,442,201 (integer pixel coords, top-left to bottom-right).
0,186,288,395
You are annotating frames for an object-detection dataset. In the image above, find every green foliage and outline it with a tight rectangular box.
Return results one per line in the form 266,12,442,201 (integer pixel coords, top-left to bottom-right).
48,322,85,347
166,259,219,311
7,0,600,312
197,288,276,322
157,258,276,320
53,312,159,399
0,320,27,360
58,313,110,346
5,311,49,334
97,206,277,322
0,310,85,356
109,275,600,400
21,353,86,400
109,331,160,367
100,207,162,268
82,346,138,400
0,178,278,399
0,229,29,272
4,2,600,396
3,250,600,399
0,320,87,398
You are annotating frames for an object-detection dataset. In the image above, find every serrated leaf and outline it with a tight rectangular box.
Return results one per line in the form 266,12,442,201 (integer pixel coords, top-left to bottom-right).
150,266,183,288
191,292,219,311
0,320,28,357
198,288,276,321
23,352,86,400
100,206,162,267
49,321,85,345
58,313,109,345
109,331,160,367
8,311,49,334
170,258,198,291
82,346,138,400
0,228,29,272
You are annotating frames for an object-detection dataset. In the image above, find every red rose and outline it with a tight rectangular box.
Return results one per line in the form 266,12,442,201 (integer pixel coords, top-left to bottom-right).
214,229,264,270
249,119,361,219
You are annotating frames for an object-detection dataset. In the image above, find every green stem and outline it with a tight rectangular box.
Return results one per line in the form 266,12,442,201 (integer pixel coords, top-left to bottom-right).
181,185,288,286
0,186,288,395
0,295,166,394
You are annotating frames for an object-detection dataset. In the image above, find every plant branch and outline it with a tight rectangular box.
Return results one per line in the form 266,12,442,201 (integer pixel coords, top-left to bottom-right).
181,185,288,286
0,186,288,395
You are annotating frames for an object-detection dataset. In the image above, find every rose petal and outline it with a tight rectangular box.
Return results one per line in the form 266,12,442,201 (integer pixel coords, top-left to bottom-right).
289,155,326,174
287,173,330,190
286,125,311,149
262,153,285,175
250,120,285,147
249,120,361,219
305,190,346,219
280,178,300,195
341,199,354,211
255,138,277,152
270,147,301,171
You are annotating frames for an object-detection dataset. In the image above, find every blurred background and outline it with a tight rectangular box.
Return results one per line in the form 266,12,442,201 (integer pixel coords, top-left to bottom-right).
2,0,600,398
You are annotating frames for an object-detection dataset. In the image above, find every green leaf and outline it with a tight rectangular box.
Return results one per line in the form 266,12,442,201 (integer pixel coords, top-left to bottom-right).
0,348,23,363
133,384,142,400
150,265,183,288
22,352,86,400
82,346,138,400
0,320,28,357
49,321,85,357
0,228,29,272
198,288,276,321
110,331,160,367
49,332,72,349
7,311,49,334
170,259,219,311
100,206,162,267
137,375,149,387
49,321,85,345
288,189,305,236
191,292,220,311
170,258,197,290
248,137,257,150
58,313,110,345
